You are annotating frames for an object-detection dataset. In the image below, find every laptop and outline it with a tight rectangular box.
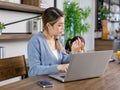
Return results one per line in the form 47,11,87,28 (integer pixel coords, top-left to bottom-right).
48,50,113,82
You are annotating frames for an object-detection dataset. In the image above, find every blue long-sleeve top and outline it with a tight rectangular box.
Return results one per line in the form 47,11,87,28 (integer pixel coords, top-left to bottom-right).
27,32,71,77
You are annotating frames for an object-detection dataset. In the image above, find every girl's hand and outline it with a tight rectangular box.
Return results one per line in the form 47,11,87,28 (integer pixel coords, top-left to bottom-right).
71,38,83,53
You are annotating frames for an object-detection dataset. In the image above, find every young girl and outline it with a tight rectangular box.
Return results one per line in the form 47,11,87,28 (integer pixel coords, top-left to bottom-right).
65,36,85,54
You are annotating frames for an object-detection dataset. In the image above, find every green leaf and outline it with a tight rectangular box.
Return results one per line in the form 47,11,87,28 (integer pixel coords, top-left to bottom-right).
99,5,110,20
0,22,5,30
64,0,91,44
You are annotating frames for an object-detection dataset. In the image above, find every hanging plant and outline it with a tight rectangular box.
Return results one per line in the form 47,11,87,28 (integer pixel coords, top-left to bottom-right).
0,22,5,35
0,22,5,30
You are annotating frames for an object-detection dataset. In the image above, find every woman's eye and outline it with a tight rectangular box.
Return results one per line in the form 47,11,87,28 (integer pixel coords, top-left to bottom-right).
58,24,62,26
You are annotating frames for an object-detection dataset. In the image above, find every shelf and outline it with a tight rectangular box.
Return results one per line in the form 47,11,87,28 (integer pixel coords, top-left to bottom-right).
110,11,120,14
0,34,33,40
96,0,120,32
0,1,45,14
104,0,120,5
109,20,120,23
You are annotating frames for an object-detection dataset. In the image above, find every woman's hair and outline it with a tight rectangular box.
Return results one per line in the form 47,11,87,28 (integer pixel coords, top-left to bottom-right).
42,7,64,51
65,36,85,52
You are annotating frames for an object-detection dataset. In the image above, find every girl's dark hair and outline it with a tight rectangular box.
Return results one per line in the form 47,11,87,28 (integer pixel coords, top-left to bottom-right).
65,36,85,52
42,7,64,51
65,38,72,52
70,36,85,45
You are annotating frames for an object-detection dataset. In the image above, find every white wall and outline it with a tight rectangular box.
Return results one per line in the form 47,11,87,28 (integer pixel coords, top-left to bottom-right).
57,0,64,11
40,0,64,11
79,0,95,51
0,40,28,58
0,10,40,58
0,10,40,33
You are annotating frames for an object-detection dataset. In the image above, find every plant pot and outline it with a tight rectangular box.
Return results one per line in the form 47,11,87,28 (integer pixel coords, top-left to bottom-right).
101,20,109,39
101,20,108,26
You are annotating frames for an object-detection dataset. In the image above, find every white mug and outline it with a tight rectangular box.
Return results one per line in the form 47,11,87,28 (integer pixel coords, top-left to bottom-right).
0,46,5,59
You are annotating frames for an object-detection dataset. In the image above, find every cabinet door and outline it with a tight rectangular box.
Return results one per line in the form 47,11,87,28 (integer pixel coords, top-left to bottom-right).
95,39,113,51
21,0,39,7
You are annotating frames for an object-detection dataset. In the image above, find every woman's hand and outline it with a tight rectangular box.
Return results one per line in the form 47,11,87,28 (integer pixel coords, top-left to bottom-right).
57,64,69,72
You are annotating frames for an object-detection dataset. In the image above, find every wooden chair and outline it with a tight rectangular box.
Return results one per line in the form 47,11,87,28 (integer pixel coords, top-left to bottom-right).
0,55,28,81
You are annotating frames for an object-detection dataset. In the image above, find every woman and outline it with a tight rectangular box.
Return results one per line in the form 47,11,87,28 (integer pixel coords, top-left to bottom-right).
27,7,81,77
65,36,85,54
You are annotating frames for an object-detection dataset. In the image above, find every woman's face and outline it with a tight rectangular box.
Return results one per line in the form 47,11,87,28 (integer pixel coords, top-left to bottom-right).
47,17,64,36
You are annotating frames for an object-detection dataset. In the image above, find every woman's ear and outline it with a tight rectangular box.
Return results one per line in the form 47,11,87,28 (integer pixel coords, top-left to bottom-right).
46,23,52,29
46,23,50,27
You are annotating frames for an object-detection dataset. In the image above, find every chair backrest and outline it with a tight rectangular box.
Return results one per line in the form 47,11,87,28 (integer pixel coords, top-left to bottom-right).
0,55,28,81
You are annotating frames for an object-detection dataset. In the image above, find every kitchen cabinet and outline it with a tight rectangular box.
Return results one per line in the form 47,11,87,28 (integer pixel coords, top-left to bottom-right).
95,39,113,51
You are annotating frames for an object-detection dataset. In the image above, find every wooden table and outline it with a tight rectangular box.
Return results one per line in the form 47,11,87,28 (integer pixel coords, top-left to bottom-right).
1,62,120,90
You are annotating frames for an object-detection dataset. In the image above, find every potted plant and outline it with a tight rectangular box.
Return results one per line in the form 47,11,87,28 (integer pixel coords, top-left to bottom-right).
99,5,110,20
99,5,110,39
64,1,91,44
0,22,5,35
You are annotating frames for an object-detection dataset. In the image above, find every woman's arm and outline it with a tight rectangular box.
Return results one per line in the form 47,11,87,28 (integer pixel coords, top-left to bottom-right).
27,37,58,77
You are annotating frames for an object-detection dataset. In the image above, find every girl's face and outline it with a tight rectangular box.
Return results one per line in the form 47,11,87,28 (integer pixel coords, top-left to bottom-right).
81,42,85,50
71,39,85,53
47,17,64,36
76,41,85,52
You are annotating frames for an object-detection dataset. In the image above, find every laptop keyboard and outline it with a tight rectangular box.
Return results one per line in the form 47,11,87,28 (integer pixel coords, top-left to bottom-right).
58,73,66,78
60,75,65,78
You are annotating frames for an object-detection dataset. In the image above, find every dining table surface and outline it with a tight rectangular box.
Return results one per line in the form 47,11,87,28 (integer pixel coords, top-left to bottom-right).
1,61,120,90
